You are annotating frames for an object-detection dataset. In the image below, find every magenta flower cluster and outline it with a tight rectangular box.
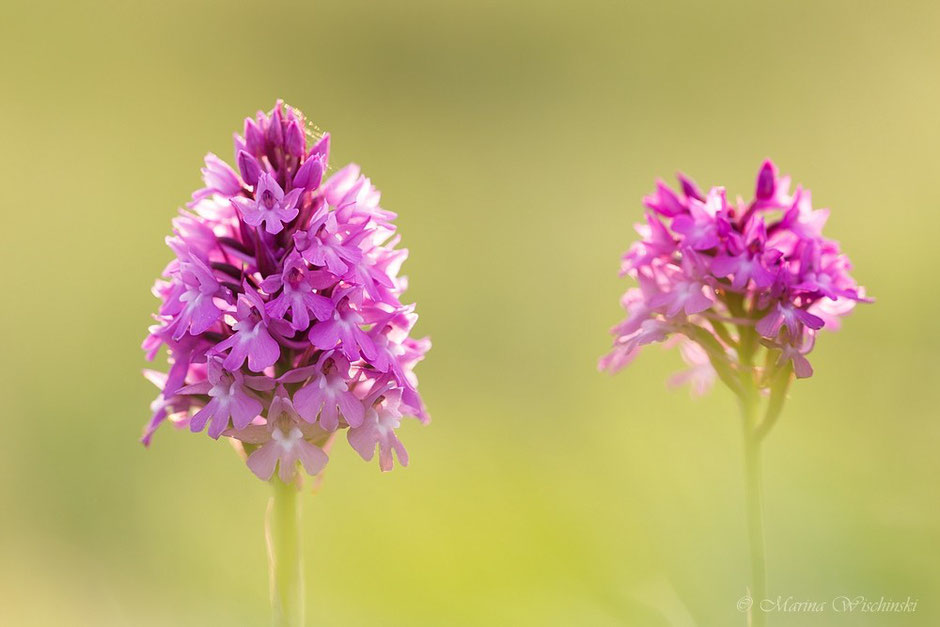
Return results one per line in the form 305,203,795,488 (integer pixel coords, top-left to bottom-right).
600,160,868,394
143,101,429,479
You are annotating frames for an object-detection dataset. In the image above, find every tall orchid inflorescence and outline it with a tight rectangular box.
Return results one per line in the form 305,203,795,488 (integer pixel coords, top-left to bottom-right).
142,101,429,481
600,160,869,398
599,160,869,627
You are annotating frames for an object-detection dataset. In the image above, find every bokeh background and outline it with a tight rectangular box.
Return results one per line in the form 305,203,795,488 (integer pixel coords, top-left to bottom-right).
2,1,939,625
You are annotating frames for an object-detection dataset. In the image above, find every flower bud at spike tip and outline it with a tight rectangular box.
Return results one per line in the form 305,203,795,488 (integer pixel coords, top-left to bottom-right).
756,159,777,200
293,156,323,191
244,118,264,155
237,150,261,187
310,133,330,162
286,120,306,158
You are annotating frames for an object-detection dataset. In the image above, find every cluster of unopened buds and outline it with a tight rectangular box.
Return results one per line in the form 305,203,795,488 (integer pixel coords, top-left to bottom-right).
142,101,429,480
600,160,869,402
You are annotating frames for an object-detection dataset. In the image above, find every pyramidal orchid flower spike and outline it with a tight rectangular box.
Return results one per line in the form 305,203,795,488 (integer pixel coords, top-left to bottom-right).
600,160,869,627
142,101,430,626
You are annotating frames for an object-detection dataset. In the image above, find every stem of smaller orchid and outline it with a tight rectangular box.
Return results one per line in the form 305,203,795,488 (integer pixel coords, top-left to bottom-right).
267,476,305,627
740,390,767,627
725,293,792,626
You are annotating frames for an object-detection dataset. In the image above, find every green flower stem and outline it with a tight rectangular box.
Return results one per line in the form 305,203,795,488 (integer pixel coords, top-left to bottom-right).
740,389,767,627
267,477,305,627
692,297,792,627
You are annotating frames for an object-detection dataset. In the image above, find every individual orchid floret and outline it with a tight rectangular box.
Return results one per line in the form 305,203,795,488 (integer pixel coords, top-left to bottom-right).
598,318,671,374
670,187,726,250
710,216,776,291
190,153,242,205
643,179,689,217
287,353,365,431
212,284,282,373
142,101,430,483
668,340,717,397
308,288,378,363
231,172,302,235
162,252,225,341
294,209,361,275
755,298,824,339
347,378,409,471
141,369,199,445
179,356,273,438
647,255,716,317
240,386,330,482
766,331,815,380
261,251,335,332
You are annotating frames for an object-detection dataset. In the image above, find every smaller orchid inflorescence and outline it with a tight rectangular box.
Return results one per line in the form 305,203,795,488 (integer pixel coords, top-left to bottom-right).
600,160,869,401
143,101,429,481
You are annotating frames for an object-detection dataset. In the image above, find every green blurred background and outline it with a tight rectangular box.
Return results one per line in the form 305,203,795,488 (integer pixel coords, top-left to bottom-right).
1,1,938,625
